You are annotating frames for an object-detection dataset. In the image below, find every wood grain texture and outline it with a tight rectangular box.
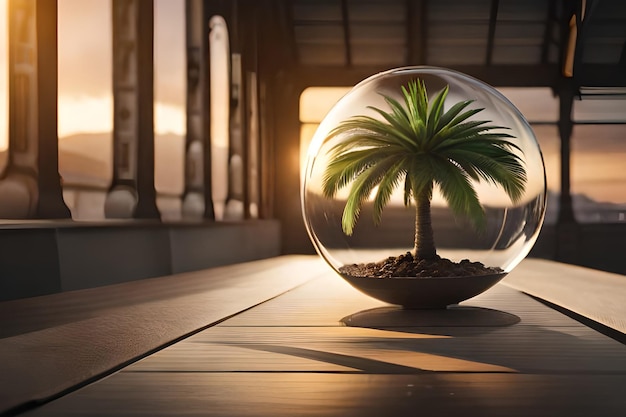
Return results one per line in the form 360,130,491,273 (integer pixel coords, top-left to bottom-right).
0,256,327,415
125,324,626,374
11,257,626,417
220,273,580,328
0,256,327,338
503,258,626,334
23,373,626,417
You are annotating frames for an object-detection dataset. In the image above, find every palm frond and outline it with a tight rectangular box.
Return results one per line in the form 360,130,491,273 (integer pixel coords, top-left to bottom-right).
437,120,492,141
406,156,435,203
434,99,474,132
327,117,415,152
341,156,399,235
320,77,528,241
366,106,417,148
442,148,526,202
404,175,412,206
322,147,397,198
426,85,449,138
382,96,414,132
431,157,486,230
372,160,407,225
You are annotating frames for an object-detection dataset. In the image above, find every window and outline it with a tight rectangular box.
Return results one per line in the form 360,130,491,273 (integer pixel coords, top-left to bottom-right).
58,0,113,220
0,0,8,173
154,0,185,220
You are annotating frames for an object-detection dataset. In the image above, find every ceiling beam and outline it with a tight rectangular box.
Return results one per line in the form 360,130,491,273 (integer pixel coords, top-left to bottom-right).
485,0,499,65
255,0,298,73
406,0,428,65
291,64,559,89
540,0,557,64
276,0,299,66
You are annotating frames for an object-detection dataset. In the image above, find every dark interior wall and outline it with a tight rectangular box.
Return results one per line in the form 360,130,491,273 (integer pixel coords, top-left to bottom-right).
0,229,63,299
266,67,400,255
0,220,281,301
268,73,315,255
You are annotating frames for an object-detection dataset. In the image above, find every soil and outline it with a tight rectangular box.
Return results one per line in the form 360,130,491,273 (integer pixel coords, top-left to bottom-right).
338,252,503,278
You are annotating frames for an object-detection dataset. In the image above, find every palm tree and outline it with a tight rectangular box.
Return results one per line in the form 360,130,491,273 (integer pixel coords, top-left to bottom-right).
321,79,527,261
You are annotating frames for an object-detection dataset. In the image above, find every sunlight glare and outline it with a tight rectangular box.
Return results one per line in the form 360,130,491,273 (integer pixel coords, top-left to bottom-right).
0,0,8,151
58,96,113,138
155,102,185,135
300,87,350,123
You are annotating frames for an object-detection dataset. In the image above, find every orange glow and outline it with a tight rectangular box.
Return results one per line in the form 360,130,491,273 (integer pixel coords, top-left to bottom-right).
1,2,625,210
299,88,626,206
0,0,7,152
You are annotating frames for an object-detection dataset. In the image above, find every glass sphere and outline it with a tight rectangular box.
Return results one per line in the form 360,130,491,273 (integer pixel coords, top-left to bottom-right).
302,67,546,290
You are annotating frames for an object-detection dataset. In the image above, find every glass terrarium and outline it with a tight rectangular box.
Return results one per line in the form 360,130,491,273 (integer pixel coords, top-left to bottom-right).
302,67,546,308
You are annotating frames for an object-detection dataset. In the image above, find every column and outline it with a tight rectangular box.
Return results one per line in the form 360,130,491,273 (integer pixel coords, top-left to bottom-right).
0,0,71,219
225,52,245,220
105,0,160,219
556,79,579,263
182,0,214,220
208,14,231,221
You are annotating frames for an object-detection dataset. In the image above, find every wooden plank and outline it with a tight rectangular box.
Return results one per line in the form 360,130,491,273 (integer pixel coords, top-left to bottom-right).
503,258,626,334
126,342,356,373
131,324,626,374
220,273,580,328
0,256,327,415
160,325,626,373
126,327,514,373
13,257,626,416
0,255,327,338
23,373,626,417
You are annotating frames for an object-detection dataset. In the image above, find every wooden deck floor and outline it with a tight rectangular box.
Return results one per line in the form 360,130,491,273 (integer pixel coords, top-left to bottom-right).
12,257,626,416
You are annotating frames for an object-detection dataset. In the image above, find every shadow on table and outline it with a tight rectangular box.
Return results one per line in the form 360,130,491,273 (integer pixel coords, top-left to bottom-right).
335,305,624,374
341,305,520,336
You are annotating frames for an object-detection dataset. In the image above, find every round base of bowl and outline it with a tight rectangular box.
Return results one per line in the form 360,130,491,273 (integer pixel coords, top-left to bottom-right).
340,272,507,309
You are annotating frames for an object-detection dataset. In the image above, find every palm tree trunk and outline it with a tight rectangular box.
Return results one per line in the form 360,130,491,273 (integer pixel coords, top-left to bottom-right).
414,191,437,260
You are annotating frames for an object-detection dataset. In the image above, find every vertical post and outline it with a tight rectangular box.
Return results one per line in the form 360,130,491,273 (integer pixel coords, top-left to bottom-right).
557,84,575,225
406,0,427,65
556,80,579,262
207,15,230,220
2,0,70,219
204,0,235,221
258,77,272,219
271,75,312,253
226,52,245,220
182,0,213,220
241,1,262,219
246,71,260,219
106,0,160,219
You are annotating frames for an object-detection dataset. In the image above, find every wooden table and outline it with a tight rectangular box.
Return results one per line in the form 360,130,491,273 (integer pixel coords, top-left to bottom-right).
14,257,626,416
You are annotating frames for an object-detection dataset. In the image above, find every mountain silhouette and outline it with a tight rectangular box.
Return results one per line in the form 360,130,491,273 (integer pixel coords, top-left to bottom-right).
58,131,184,195
0,132,624,223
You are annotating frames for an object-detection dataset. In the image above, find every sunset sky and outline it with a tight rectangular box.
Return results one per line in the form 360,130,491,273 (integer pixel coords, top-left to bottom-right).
0,0,185,146
0,0,625,205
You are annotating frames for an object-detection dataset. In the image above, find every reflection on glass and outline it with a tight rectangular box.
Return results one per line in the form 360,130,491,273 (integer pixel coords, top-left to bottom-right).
529,125,559,225
302,67,547,279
